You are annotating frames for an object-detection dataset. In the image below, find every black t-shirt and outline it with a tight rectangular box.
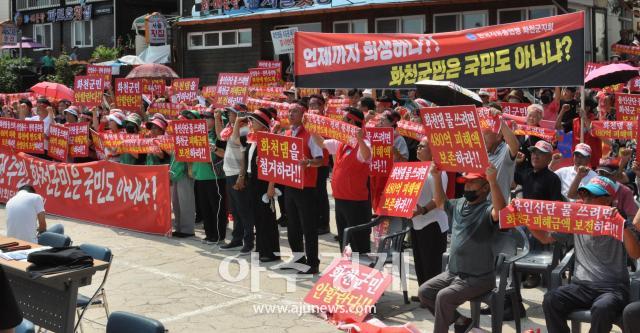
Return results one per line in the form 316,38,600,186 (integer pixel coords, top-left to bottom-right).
0,266,23,329
515,167,564,201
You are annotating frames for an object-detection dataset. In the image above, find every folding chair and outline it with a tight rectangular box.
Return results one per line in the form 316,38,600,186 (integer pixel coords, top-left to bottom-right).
37,232,71,247
74,244,113,333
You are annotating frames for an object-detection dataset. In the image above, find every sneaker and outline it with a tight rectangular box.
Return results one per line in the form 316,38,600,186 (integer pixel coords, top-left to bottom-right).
219,241,242,250
239,246,253,255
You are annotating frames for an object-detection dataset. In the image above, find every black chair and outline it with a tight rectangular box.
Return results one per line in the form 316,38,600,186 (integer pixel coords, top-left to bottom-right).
37,231,71,247
343,216,412,304
106,311,165,333
514,241,565,288
549,251,640,332
75,244,114,333
442,227,530,333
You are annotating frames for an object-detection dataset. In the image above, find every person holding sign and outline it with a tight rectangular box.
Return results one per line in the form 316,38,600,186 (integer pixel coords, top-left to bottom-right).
530,176,640,333
310,107,372,253
418,163,505,333
483,106,519,202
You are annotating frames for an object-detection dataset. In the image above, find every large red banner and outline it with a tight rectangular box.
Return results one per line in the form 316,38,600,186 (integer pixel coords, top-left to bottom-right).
365,127,393,176
396,120,426,141
615,93,640,121
501,102,530,118
67,122,90,157
172,120,211,162
303,114,359,147
0,150,171,235
47,124,69,161
170,78,199,104
214,73,251,107
376,162,430,218
255,131,304,189
249,67,281,87
500,198,624,241
74,76,105,107
590,121,636,139
304,257,392,323
421,105,490,173
16,120,44,154
115,78,142,112
148,102,183,119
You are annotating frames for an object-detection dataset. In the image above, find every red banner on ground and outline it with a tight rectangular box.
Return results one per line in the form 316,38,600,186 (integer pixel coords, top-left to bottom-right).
500,198,624,241
304,257,392,323
170,78,199,104
249,67,281,87
257,60,282,69
365,127,393,176
304,114,359,147
201,85,217,98
255,131,304,188
47,124,69,161
148,102,183,119
0,118,17,149
512,124,557,142
74,76,105,107
66,122,89,157
476,107,501,132
421,105,490,173
590,120,636,139
172,120,210,162
325,98,350,121
115,78,142,112
16,120,44,154
0,150,171,235
141,79,165,95
615,93,640,121
396,120,426,141
215,73,251,107
376,162,430,218
501,102,530,117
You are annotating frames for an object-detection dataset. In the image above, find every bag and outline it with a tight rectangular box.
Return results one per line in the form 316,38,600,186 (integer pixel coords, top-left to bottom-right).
26,247,94,278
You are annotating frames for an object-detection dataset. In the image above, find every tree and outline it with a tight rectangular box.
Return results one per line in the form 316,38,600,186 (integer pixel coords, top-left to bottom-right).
91,45,121,63
42,53,83,87
0,54,32,93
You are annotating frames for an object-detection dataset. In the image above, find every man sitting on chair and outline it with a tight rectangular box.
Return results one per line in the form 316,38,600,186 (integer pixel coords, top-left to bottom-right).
418,163,505,333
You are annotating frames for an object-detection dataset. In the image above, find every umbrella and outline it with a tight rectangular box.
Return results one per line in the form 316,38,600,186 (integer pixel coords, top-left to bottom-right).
30,82,74,101
1,37,44,49
415,80,483,107
126,63,178,79
584,63,639,89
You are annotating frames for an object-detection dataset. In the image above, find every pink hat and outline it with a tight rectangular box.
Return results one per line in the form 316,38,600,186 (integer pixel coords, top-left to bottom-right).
574,143,592,157
528,140,553,154
107,110,126,126
146,117,168,131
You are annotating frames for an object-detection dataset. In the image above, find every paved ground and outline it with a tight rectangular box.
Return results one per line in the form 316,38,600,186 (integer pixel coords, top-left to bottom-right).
0,197,613,333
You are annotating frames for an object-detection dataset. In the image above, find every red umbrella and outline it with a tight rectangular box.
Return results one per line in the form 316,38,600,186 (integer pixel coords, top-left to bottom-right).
30,82,74,101
584,63,639,89
125,63,179,79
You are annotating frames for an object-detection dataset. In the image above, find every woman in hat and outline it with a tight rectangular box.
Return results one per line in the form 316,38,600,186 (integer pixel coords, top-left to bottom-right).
119,113,145,165
63,106,79,124
145,114,170,165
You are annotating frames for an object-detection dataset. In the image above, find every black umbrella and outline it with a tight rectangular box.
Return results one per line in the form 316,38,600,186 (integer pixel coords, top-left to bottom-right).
584,63,639,89
415,80,483,107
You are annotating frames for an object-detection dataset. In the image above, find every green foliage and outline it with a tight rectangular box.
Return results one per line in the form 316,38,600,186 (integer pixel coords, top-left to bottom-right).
0,54,32,93
91,45,121,62
42,53,83,87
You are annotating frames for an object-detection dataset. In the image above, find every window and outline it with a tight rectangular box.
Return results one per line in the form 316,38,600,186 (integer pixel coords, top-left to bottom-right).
72,21,92,47
33,23,52,49
16,0,60,11
333,20,367,33
433,11,488,33
375,16,424,33
187,29,252,50
498,6,556,24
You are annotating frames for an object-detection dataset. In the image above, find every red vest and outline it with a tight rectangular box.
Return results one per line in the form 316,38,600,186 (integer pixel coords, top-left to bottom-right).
286,126,318,188
332,142,370,201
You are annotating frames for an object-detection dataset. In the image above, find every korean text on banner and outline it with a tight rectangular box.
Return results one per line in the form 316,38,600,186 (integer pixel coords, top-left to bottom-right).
303,113,359,147
16,120,45,154
201,85,217,98
86,65,112,83
271,27,298,55
615,93,640,121
148,102,183,119
476,107,501,132
249,87,285,100
500,198,625,241
74,76,105,107
145,13,167,45
365,127,393,176
142,79,165,95
215,73,250,107
171,78,199,104
304,257,392,323
590,120,636,140
172,119,211,162
376,162,430,218
0,150,171,235
396,120,426,141
115,78,142,111
66,122,90,157
295,12,584,88
257,60,282,69
0,22,18,46
249,67,282,87
325,98,350,121
0,118,17,150
501,103,530,117
256,131,304,189
421,105,490,173
512,124,557,142
47,124,69,161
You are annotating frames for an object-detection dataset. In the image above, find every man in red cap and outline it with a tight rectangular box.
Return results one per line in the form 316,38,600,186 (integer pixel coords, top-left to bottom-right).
419,163,505,333
554,143,597,201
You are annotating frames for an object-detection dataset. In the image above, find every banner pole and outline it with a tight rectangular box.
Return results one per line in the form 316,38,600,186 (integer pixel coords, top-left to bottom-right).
580,85,585,143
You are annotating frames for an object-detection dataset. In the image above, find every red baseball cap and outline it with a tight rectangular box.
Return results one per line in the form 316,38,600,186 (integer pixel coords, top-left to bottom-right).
456,172,488,184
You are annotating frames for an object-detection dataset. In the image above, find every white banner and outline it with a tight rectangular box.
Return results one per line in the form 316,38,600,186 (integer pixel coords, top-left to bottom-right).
271,27,298,55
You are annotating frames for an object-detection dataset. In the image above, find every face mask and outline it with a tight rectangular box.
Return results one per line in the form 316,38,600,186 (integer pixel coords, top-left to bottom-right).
463,190,480,202
239,126,250,137
540,94,552,104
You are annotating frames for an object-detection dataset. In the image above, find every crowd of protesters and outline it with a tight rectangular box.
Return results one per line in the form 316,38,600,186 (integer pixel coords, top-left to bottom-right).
3,80,640,333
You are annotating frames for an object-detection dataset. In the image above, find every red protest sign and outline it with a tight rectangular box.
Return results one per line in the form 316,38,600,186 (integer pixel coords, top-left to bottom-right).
255,131,304,188
249,86,285,100
141,79,165,95
74,76,105,107
486,88,498,102
257,60,282,69
396,120,426,141
500,198,625,241
0,118,17,150
612,43,640,56
201,85,217,99
246,98,290,127
615,93,640,121
115,78,142,112
47,124,69,161
249,67,282,87
325,98,350,121
86,65,112,83
590,120,636,139
298,88,320,98
303,114,359,148
215,73,251,107
629,77,640,93
119,137,164,155
170,78,199,104
376,162,430,218
476,107,501,132
365,127,393,176
148,102,183,119
420,105,490,174
172,119,211,162
501,102,530,117
304,257,392,323
66,122,89,157
15,120,44,154
512,124,557,142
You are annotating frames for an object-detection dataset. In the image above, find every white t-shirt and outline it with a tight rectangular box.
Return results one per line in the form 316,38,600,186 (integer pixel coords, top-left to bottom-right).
412,172,449,232
554,166,597,201
6,190,45,243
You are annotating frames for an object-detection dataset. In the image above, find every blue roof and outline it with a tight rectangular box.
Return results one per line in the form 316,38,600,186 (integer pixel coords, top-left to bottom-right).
178,0,426,23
